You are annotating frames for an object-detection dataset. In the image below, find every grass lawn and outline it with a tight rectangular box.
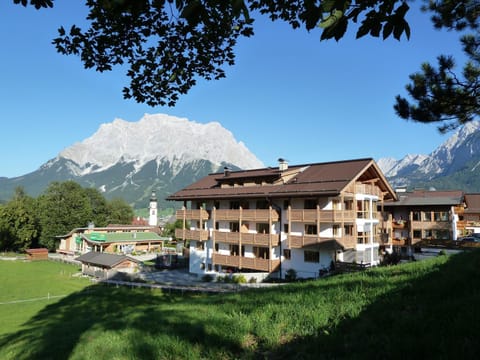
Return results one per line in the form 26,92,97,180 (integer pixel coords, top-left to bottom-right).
0,261,90,336
1,251,480,359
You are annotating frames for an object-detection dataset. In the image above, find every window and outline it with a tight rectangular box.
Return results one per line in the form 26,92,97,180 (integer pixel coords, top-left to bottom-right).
305,224,317,235
215,222,219,230
344,225,354,236
241,245,246,256
412,211,421,221
434,229,450,240
283,200,290,210
229,222,240,232
283,249,291,260
253,246,269,259
214,201,220,209
230,201,240,209
229,244,239,256
214,243,219,252
344,200,353,210
284,224,289,234
413,230,422,238
305,199,317,209
424,212,432,221
256,199,269,209
434,211,449,221
304,251,320,263
196,242,205,250
256,223,270,234
240,200,250,209
424,229,433,238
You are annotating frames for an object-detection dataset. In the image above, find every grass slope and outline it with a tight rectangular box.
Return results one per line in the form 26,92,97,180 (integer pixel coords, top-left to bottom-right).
1,251,480,359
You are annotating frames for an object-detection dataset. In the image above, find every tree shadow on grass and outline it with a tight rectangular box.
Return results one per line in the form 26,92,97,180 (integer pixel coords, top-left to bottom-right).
0,284,248,360
2,251,480,359
267,250,480,359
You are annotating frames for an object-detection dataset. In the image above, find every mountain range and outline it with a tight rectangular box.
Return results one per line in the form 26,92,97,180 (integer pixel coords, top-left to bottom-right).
0,114,263,209
377,121,480,191
1,115,479,209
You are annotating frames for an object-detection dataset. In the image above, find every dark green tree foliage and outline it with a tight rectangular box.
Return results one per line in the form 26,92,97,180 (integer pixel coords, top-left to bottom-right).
16,0,413,107
15,1,479,130
0,187,39,251
37,181,93,250
161,219,185,239
83,187,110,227
395,0,480,132
0,181,135,252
107,197,135,225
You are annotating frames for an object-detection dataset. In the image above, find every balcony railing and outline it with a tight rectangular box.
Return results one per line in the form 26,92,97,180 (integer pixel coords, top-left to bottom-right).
411,221,451,230
213,231,280,246
175,228,209,241
213,253,281,272
355,183,381,197
289,234,356,249
176,209,210,221
289,209,356,223
214,209,279,222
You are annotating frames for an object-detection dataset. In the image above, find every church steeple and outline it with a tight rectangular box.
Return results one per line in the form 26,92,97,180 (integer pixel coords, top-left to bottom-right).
149,191,158,226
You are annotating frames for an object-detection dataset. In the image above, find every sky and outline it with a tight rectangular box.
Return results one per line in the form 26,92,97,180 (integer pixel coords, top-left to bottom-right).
0,1,467,178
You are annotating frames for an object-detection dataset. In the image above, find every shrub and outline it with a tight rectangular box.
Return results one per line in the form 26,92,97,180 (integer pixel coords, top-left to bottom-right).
202,274,214,282
248,277,257,284
285,268,297,282
232,274,247,284
438,249,447,257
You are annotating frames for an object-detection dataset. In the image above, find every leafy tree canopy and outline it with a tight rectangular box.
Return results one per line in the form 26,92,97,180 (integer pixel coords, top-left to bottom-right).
0,187,39,252
14,1,480,131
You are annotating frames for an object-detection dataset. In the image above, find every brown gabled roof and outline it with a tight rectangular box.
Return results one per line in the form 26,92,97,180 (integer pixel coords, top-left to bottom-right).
167,158,397,201
384,189,464,207
76,251,139,268
464,193,480,212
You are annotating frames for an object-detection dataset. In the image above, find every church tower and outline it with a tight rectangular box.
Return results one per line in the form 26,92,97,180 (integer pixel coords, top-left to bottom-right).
149,191,158,226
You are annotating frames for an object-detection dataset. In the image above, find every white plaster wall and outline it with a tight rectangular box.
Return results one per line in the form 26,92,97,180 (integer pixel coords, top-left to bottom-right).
282,249,335,279
189,241,206,275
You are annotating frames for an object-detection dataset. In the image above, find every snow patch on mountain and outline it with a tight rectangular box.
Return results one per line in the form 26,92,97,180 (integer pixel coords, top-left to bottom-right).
378,121,480,183
58,114,264,176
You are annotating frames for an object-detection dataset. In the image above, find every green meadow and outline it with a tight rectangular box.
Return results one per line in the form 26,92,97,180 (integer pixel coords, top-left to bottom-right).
1,251,480,359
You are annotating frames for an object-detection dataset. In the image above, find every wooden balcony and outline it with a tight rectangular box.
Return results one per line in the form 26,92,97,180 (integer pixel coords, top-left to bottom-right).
176,209,210,221
355,183,381,197
289,235,356,249
392,238,407,246
213,253,281,272
411,221,451,230
213,209,279,222
289,209,356,223
213,231,280,246
175,228,209,241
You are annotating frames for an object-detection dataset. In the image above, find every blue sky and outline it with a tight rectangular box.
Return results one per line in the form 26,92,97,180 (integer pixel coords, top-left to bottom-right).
0,1,465,178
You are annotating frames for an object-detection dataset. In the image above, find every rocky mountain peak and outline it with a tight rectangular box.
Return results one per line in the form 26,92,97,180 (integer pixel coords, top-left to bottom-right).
58,113,263,176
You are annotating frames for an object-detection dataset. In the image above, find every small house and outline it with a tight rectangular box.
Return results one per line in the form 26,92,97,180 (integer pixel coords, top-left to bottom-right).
76,251,140,280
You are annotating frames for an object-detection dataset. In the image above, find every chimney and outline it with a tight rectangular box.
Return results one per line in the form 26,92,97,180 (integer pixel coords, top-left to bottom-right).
278,158,288,171
224,166,231,177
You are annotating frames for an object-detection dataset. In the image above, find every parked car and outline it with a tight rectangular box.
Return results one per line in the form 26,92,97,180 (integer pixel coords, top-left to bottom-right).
459,236,480,243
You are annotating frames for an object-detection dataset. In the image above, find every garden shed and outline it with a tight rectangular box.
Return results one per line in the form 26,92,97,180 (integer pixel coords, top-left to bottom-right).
25,248,49,261
76,251,140,280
